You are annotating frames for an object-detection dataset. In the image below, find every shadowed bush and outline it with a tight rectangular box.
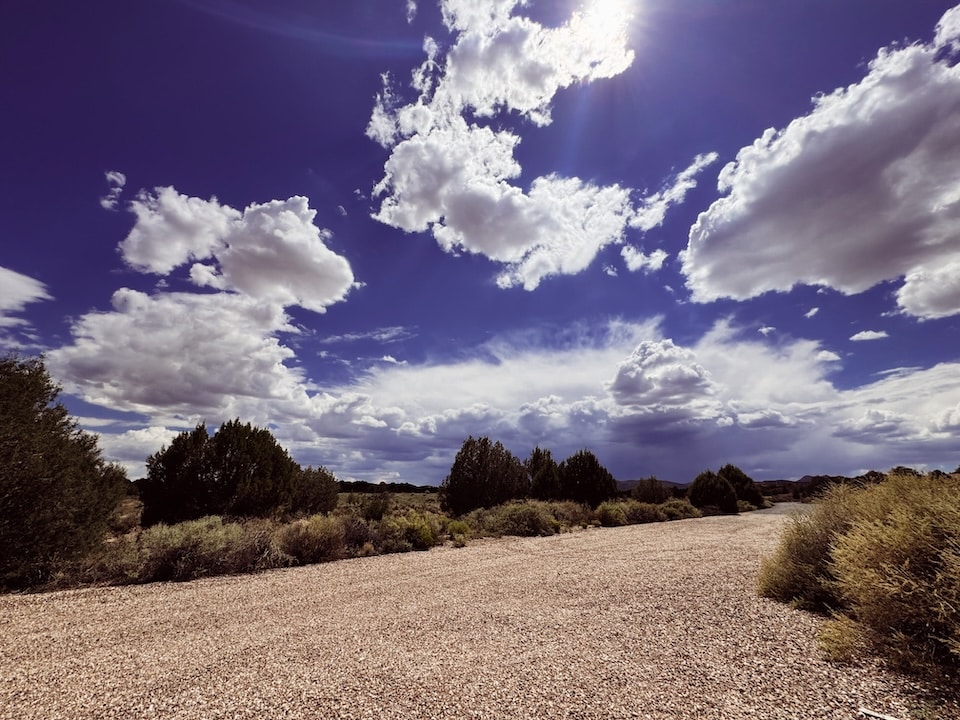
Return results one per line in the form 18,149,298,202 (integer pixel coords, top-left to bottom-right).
660,498,702,521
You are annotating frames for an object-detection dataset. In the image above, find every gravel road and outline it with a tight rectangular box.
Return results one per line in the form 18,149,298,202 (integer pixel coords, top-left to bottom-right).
0,505,951,719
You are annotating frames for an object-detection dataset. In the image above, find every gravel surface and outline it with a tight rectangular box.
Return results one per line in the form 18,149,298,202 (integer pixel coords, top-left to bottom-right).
0,505,953,719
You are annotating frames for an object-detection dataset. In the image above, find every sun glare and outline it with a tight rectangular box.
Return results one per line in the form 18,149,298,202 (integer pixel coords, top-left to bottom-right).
574,0,636,46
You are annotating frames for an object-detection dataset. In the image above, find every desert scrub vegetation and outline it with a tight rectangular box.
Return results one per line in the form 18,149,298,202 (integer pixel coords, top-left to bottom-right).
758,471,960,674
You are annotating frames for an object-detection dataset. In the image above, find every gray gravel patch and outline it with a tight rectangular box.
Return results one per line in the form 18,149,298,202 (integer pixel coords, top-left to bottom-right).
0,505,950,719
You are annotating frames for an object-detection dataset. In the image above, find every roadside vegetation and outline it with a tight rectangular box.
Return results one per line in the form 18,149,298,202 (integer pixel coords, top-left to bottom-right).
758,470,960,676
3,352,766,593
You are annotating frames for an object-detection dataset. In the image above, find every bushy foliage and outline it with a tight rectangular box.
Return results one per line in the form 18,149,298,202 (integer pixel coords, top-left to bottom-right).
688,470,738,514
138,516,277,583
559,449,617,507
631,476,672,504
0,355,128,588
440,436,528,515
273,515,346,565
757,485,857,610
717,464,764,508
660,498,702,520
478,500,557,537
623,501,668,524
760,472,960,672
596,501,628,527
139,419,316,525
527,446,561,500
290,466,339,516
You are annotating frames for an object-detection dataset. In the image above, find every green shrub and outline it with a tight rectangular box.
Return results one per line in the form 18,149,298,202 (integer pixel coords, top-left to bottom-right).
829,473,960,670
623,501,668,524
273,514,346,565
138,516,265,582
596,501,627,527
660,498,702,521
402,511,441,550
484,501,556,537
759,473,960,672
756,484,858,611
361,493,391,521
544,500,593,529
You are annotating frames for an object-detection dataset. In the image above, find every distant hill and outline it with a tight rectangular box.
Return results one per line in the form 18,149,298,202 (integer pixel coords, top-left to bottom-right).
339,480,438,494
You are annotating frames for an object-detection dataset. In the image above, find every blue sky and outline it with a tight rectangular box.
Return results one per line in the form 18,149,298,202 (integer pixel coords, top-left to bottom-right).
3,0,959,484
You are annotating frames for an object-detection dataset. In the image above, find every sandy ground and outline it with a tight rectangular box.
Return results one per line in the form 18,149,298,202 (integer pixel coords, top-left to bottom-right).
0,505,953,719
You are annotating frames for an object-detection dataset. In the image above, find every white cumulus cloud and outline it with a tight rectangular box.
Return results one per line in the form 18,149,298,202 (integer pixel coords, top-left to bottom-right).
120,188,354,312
370,0,711,290
850,330,889,341
682,7,960,318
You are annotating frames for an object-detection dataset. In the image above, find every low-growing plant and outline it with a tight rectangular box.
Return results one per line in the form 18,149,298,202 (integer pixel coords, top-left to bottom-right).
829,473,960,671
759,472,960,673
659,498,702,521
623,501,668,524
137,516,261,582
596,501,627,527
273,514,346,565
756,485,858,611
481,501,557,537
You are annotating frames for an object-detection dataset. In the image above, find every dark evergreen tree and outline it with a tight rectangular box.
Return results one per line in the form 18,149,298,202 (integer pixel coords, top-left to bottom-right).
717,464,764,508
631,476,672,504
527,445,561,500
440,436,528,515
0,355,127,587
139,418,305,524
558,449,617,507
688,470,738,513
290,466,339,516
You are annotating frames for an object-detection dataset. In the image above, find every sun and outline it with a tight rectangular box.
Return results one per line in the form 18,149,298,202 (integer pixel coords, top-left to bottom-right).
574,0,636,46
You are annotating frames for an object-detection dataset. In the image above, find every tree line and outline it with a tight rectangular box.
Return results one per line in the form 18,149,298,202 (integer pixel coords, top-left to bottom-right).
2,353,764,588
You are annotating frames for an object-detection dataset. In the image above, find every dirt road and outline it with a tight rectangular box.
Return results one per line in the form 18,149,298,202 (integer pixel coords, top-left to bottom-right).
0,506,945,719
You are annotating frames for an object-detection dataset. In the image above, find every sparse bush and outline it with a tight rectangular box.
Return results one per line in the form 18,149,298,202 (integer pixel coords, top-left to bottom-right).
402,511,441,550
273,514,345,565
660,498,702,521
447,518,470,547
361,492,391,522
623,501,668,524
340,516,373,555
829,473,960,670
688,470,738,514
544,500,594,529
